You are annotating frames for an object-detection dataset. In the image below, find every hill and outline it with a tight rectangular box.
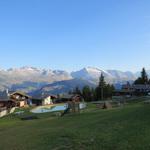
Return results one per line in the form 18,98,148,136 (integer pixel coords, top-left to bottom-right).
0,97,149,149
30,78,96,95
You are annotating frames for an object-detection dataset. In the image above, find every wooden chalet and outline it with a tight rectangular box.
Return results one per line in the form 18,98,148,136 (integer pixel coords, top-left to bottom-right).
55,94,83,103
31,94,57,106
0,90,31,108
132,84,150,93
113,83,150,97
9,91,31,107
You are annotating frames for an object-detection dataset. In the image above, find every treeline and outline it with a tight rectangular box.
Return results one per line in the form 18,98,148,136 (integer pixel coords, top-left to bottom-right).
134,68,150,84
69,74,115,102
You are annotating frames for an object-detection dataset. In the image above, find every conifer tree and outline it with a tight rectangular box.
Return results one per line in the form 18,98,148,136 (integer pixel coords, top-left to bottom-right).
134,68,149,84
73,86,82,95
99,73,106,100
82,85,92,102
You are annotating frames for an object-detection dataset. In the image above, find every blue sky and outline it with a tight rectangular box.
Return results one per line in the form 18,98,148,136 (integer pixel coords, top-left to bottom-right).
0,0,150,72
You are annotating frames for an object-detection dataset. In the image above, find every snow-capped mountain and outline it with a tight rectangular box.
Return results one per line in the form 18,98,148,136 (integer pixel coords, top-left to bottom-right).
0,66,72,91
71,67,114,83
71,67,136,84
107,70,136,82
0,66,145,93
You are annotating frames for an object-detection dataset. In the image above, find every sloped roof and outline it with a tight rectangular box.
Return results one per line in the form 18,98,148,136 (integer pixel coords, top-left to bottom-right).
32,93,57,100
10,91,31,98
133,84,150,90
60,94,81,99
0,90,31,101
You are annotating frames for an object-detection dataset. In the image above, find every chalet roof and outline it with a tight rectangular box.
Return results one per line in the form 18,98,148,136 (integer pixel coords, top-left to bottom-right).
114,89,134,93
10,91,31,98
60,94,81,99
122,83,150,90
132,84,150,90
60,94,73,99
0,90,31,101
32,93,57,100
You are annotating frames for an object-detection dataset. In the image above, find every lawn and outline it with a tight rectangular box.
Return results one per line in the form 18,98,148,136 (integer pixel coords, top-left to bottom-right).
0,98,150,150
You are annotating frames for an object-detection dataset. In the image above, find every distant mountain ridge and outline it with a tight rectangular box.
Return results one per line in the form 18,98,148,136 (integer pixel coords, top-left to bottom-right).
0,66,147,94
0,66,72,91
71,67,137,83
30,78,96,96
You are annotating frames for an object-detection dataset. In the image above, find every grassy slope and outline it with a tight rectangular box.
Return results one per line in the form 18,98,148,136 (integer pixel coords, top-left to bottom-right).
0,100,150,150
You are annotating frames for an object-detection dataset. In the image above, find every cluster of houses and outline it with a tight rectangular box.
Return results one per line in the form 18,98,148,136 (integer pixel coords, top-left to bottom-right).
0,90,83,110
113,83,150,98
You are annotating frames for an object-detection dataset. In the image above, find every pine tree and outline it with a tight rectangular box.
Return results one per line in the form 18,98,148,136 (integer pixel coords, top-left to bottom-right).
73,86,82,95
99,73,106,100
105,84,115,98
91,87,96,101
95,74,114,100
95,86,100,101
82,85,92,102
141,68,148,84
134,68,149,84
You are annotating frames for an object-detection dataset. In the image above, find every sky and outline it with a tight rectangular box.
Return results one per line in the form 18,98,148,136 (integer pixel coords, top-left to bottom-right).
0,0,150,72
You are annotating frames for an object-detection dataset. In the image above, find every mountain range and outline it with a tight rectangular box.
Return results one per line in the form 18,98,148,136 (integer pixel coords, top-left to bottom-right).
0,66,147,94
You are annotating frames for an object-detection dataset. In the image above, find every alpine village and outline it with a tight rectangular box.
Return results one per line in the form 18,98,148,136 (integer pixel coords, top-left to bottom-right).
0,67,149,117
0,67,150,149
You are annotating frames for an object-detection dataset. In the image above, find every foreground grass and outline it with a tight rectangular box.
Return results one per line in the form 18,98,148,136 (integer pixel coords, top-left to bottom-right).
0,100,150,150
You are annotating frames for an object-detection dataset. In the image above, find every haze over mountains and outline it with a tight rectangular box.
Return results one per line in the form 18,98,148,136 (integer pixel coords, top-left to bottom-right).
0,66,146,94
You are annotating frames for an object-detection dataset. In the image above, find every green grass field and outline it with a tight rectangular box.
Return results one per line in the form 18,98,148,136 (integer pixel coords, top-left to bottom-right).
0,98,150,150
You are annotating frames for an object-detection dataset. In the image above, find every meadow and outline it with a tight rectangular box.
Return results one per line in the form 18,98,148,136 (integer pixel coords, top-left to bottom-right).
0,98,150,150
